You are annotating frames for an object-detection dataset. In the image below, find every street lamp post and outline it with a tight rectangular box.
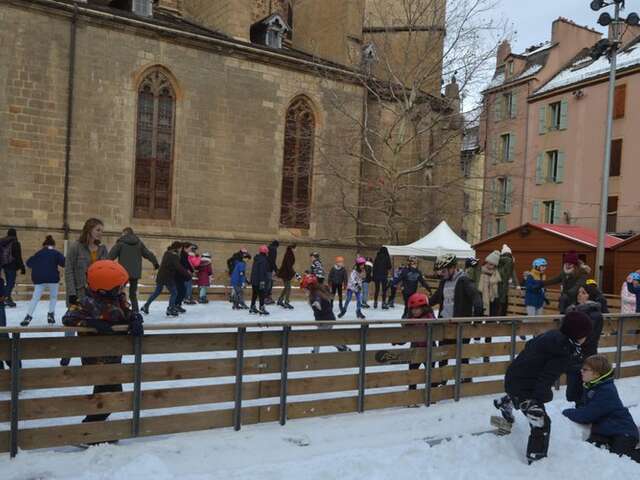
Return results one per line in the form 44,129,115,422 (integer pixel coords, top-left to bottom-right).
591,0,639,286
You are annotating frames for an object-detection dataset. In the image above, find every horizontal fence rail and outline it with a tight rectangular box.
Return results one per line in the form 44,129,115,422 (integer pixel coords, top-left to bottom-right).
1,314,639,457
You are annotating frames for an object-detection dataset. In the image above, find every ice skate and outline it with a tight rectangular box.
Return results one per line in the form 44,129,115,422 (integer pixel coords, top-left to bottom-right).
47,312,55,324
249,306,259,314
20,315,32,327
258,306,270,315
140,305,150,315
493,395,515,424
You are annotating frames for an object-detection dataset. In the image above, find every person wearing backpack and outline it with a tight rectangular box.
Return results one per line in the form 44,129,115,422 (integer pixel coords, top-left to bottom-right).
22,235,66,326
0,228,26,308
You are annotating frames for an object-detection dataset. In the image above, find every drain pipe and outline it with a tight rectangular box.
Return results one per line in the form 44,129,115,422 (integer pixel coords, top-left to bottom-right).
62,3,78,254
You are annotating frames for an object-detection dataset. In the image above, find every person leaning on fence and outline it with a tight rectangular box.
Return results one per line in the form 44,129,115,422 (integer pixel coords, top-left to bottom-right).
493,311,593,464
403,292,441,392
62,260,143,427
564,284,605,406
478,251,502,363
108,227,159,313
562,354,640,464
523,258,549,317
301,274,349,354
621,272,639,314
429,253,483,376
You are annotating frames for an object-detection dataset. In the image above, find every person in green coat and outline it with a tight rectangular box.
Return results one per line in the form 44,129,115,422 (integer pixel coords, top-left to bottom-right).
497,244,519,316
108,227,159,312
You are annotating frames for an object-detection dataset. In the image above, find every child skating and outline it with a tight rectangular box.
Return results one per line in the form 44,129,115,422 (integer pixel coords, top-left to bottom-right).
338,257,366,319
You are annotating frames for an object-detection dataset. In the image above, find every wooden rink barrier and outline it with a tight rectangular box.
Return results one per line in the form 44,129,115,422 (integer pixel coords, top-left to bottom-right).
1,313,640,458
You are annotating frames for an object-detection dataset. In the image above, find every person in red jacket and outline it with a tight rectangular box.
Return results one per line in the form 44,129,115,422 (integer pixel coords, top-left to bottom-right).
404,293,438,390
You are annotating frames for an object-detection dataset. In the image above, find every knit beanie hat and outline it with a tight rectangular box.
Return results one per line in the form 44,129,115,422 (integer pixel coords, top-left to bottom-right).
501,244,512,255
485,250,501,267
561,311,593,341
7,228,16,238
564,250,579,266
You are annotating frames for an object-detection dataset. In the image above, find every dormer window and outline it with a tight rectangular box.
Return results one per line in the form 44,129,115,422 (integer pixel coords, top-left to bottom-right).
251,14,290,49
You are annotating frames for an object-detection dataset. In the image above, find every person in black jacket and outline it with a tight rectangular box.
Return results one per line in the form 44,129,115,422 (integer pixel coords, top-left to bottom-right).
227,248,251,303
276,244,296,309
328,256,348,311
391,256,431,319
0,228,26,307
372,247,393,309
265,240,279,305
430,254,483,374
141,242,190,316
250,245,271,315
564,285,605,405
494,311,593,464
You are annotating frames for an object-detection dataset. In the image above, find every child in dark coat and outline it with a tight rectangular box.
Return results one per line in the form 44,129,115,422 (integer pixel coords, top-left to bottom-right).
328,256,348,311
563,355,640,463
493,311,593,464
301,274,349,354
403,293,438,390
250,246,271,315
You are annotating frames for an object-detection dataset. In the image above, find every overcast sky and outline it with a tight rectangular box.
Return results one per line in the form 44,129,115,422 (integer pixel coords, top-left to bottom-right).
500,0,607,53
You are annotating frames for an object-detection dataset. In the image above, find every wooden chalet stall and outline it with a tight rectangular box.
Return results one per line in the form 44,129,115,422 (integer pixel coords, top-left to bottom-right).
473,223,622,293
611,234,640,295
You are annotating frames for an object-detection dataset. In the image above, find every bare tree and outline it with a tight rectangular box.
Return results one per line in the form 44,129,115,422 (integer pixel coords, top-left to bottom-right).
310,0,505,245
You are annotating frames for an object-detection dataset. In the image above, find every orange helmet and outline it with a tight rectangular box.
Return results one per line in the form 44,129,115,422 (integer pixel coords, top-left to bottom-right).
408,292,429,309
300,274,318,290
87,260,129,293
335,256,345,263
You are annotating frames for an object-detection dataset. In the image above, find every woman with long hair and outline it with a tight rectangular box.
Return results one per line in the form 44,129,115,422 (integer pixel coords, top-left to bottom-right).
61,218,108,366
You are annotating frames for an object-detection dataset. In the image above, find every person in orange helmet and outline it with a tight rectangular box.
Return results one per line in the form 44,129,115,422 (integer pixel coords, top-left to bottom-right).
62,260,143,425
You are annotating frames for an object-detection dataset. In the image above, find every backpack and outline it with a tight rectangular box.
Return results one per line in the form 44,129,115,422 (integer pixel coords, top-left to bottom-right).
0,237,15,268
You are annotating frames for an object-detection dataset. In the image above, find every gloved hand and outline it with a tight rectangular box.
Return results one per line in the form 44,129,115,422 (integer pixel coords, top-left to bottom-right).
519,399,545,428
67,295,79,306
85,318,114,334
129,313,144,337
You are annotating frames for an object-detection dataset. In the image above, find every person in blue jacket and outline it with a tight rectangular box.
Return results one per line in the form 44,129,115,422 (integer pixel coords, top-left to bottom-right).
231,252,249,310
563,354,640,463
22,235,65,326
523,258,549,316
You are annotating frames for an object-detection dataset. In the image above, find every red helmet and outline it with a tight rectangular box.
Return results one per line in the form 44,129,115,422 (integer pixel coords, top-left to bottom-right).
407,292,429,309
259,245,269,254
87,260,129,293
300,274,318,290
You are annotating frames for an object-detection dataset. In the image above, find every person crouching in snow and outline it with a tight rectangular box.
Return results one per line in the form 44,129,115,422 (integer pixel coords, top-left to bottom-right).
563,355,640,463
62,260,143,424
197,252,213,304
301,274,349,353
338,257,366,319
493,310,593,464
404,293,438,391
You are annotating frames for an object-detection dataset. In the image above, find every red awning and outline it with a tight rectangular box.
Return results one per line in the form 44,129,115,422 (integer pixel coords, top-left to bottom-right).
534,223,623,249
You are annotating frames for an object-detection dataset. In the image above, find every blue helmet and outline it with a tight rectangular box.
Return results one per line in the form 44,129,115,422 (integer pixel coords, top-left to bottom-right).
532,258,548,269
631,272,640,282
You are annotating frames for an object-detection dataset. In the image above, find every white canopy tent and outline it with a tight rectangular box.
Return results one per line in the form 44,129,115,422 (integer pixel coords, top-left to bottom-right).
384,221,476,259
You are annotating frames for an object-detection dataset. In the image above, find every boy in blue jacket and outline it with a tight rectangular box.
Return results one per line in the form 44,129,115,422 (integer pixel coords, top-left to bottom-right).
563,354,640,463
523,258,549,316
231,253,249,310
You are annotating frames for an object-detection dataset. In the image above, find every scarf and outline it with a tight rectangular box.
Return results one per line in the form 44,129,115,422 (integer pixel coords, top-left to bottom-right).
530,269,546,281
479,265,501,314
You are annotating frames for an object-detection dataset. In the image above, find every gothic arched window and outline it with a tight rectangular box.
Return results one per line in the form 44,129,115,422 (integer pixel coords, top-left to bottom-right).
280,97,315,229
134,69,176,219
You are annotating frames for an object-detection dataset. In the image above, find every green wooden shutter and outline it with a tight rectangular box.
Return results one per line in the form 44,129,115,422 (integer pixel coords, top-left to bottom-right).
505,177,513,213
560,99,569,130
553,200,562,224
556,151,565,183
491,138,498,165
494,98,503,122
532,200,541,222
536,153,544,184
538,105,547,134
508,133,516,162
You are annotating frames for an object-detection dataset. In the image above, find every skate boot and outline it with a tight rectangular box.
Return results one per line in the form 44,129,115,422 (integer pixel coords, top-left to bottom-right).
373,301,378,309
286,302,294,310
382,302,389,310
199,297,209,304
6,297,16,308
47,312,55,324
356,310,366,320
337,309,347,319
249,306,259,315
176,306,187,314
20,315,33,327
166,307,179,317
493,395,515,424
140,305,150,315
258,307,270,316
361,302,370,309
277,299,285,308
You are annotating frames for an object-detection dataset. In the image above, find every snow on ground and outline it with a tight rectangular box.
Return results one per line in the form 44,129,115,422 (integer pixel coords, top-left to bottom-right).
2,300,640,478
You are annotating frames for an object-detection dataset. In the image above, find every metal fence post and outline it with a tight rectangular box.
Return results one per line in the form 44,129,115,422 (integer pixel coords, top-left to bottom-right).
615,317,625,379
131,334,143,437
425,325,433,407
510,321,517,362
234,327,246,431
357,324,368,413
279,326,290,426
454,324,463,402
9,332,21,458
